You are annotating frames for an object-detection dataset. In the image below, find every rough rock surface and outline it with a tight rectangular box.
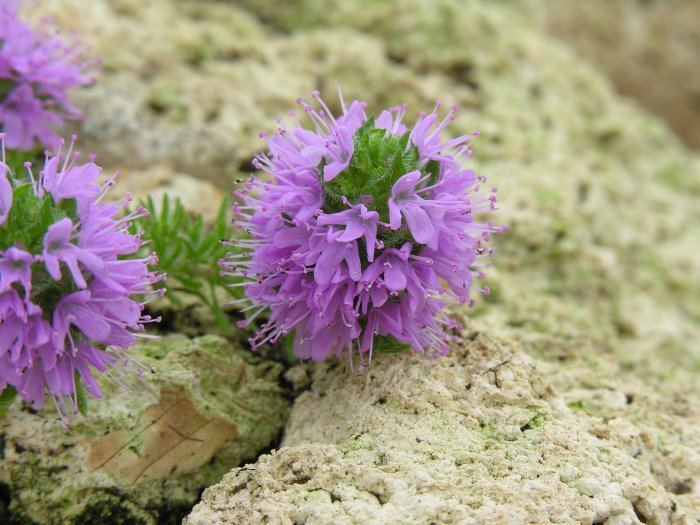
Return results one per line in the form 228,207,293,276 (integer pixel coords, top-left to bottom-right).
187,330,694,524
21,0,700,522
169,0,699,523
0,336,290,525
523,0,700,150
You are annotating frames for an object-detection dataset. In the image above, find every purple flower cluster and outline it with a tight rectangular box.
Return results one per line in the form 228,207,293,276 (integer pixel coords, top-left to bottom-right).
0,135,162,424
224,91,505,368
0,0,96,150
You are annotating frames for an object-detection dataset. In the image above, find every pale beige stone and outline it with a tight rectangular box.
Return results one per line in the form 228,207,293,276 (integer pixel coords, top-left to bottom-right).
187,331,696,524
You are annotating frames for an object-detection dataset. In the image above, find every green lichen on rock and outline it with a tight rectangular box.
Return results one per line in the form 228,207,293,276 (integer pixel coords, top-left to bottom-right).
160,0,698,522
187,333,692,524
0,335,290,525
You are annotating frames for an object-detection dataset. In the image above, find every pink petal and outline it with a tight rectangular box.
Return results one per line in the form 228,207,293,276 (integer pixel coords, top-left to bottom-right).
323,159,348,182
384,262,407,292
403,205,436,245
314,243,346,284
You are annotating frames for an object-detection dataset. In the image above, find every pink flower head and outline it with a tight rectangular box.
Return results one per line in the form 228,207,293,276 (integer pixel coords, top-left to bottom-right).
0,136,161,425
43,217,104,289
0,1,97,150
224,89,505,369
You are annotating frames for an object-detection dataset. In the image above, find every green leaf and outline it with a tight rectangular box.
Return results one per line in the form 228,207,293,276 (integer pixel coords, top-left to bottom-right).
59,198,78,221
11,181,33,200
0,386,18,418
426,159,441,187
75,373,89,416
390,142,407,181
374,335,411,354
283,331,297,362
354,115,376,140
36,193,55,231
134,193,238,333
214,199,229,237
398,129,411,150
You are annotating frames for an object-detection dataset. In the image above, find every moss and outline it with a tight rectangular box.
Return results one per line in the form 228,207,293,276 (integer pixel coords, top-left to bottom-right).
567,400,587,413
7,510,40,525
521,409,548,431
3,335,290,525
72,496,152,525
340,433,376,454
146,81,187,122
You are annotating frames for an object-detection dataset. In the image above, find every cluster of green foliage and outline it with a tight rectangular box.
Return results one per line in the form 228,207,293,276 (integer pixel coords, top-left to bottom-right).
321,116,439,251
134,195,239,332
0,182,76,251
324,117,416,218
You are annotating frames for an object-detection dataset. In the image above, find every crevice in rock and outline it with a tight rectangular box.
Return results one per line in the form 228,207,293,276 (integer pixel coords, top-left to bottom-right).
291,473,312,485
632,501,649,524
0,482,11,522
368,490,389,505
441,62,480,92
669,479,693,495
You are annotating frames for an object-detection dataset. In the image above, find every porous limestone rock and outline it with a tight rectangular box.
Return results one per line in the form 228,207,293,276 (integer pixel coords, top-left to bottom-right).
0,335,290,525
186,329,696,524
111,166,227,226
32,0,275,182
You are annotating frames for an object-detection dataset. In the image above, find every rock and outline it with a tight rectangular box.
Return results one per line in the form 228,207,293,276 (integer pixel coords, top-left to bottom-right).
111,166,227,226
0,335,290,525
522,0,700,150
185,331,696,524
28,0,270,184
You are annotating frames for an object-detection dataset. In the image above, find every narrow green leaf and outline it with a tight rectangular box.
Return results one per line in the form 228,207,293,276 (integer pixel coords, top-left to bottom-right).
39,196,55,230
161,193,170,222
75,373,89,416
398,129,411,150
390,144,407,180
354,115,375,140
0,386,18,417
426,159,441,187
59,198,78,221
283,331,297,362
374,335,411,354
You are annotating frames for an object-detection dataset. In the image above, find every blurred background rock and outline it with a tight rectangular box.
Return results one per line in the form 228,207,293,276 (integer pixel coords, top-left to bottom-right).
524,0,700,150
